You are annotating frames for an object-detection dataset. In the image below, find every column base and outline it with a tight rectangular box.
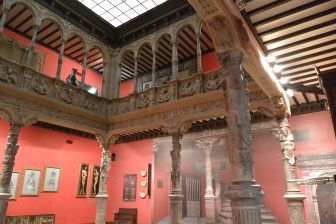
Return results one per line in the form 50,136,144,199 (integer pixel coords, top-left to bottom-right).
95,193,109,224
169,192,183,224
284,191,306,224
0,193,11,224
204,194,216,224
226,182,263,224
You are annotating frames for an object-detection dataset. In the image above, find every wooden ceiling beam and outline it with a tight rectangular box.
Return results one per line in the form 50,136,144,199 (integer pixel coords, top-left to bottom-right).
302,92,310,104
247,0,288,17
39,28,60,42
253,0,330,28
292,95,300,106
282,54,336,72
269,29,336,54
280,47,336,65
13,15,32,30
6,7,26,26
283,61,336,77
259,7,336,37
284,83,323,94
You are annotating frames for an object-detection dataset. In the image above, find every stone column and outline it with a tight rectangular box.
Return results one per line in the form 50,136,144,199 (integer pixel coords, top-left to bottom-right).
133,56,138,93
103,50,120,99
274,117,307,224
55,38,67,80
170,131,183,224
195,30,202,73
0,6,9,34
171,39,178,80
95,135,117,224
0,123,23,224
26,24,40,66
152,49,156,87
196,137,217,224
80,50,89,88
218,51,263,223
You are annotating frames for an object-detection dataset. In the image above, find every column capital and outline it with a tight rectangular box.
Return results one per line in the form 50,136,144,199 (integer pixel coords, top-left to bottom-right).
195,137,218,151
216,51,243,66
162,120,192,135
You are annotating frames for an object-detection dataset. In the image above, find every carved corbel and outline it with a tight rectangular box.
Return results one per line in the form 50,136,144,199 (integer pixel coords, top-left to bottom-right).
0,108,37,127
161,120,192,136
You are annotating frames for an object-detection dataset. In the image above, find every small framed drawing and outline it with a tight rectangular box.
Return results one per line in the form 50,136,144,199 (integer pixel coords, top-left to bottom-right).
77,163,89,197
9,172,19,200
142,81,151,91
42,167,61,192
21,169,41,196
90,165,100,197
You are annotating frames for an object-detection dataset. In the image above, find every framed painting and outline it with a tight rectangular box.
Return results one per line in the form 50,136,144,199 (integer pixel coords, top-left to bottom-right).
142,81,151,91
123,174,137,201
42,167,61,192
90,165,100,197
21,168,41,196
9,172,19,200
77,163,89,197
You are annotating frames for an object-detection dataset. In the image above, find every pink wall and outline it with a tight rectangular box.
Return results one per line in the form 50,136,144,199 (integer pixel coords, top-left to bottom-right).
119,79,134,98
3,29,103,93
0,119,114,224
109,140,153,224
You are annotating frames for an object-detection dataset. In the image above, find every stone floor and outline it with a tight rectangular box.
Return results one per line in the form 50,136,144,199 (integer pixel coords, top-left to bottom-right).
156,217,206,224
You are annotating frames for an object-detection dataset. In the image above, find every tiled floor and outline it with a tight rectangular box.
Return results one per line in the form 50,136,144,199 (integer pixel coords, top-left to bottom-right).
156,217,206,224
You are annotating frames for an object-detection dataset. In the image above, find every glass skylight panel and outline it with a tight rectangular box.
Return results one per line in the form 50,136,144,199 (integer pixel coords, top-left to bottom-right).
76,0,168,27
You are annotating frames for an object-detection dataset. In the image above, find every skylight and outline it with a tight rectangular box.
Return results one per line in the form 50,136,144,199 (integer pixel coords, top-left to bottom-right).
77,0,168,27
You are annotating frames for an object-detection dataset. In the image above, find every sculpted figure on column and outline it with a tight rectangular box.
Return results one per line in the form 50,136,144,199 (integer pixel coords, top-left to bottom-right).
95,134,118,224
163,121,192,224
274,117,306,224
0,110,36,224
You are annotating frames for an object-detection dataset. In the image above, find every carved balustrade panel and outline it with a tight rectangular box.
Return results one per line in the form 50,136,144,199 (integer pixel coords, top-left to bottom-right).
178,73,202,98
0,56,108,116
203,70,224,92
136,88,155,109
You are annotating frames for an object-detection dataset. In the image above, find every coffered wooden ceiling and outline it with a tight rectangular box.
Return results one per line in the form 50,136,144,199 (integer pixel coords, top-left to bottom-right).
241,0,334,106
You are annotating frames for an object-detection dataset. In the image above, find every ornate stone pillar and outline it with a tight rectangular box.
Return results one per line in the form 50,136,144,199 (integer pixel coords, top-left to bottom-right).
164,122,191,224
95,135,118,224
103,49,120,99
195,30,202,73
171,39,178,80
0,123,22,224
55,38,67,80
26,24,40,66
133,55,138,93
152,48,156,87
218,51,263,223
274,117,307,224
196,137,217,224
0,6,9,34
80,50,89,88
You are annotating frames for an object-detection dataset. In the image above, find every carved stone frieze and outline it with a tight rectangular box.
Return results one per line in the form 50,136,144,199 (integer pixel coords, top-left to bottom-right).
179,75,201,97
204,71,224,91
136,90,154,109
0,64,19,86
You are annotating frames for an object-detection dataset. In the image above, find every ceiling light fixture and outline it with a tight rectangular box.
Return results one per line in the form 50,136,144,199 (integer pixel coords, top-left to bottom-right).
273,64,283,73
279,77,289,84
286,89,294,97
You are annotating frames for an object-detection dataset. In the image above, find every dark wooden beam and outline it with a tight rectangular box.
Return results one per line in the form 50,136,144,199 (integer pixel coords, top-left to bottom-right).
284,83,323,94
259,7,336,37
282,55,336,72
269,29,336,54
247,0,287,17
253,0,330,27
6,7,26,26
13,15,32,30
292,95,300,106
39,28,60,42
302,92,310,104
275,39,336,60
283,61,336,77
280,47,336,65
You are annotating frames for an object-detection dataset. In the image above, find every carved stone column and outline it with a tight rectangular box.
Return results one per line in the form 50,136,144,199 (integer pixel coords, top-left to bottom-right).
26,24,40,66
196,30,202,73
171,39,178,80
55,38,67,80
0,7,9,33
95,135,118,224
218,51,263,223
133,56,138,93
152,49,156,87
103,50,119,99
80,50,89,88
196,137,217,224
274,117,307,224
0,123,23,224
164,122,191,224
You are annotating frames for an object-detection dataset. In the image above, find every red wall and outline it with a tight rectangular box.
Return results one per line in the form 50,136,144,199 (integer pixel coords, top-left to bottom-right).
0,119,114,224
119,79,134,98
202,51,220,73
3,29,103,94
109,140,153,224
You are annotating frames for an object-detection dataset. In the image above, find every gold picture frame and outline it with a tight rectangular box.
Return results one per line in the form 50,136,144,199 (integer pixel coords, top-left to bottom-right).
42,167,61,193
76,163,89,197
